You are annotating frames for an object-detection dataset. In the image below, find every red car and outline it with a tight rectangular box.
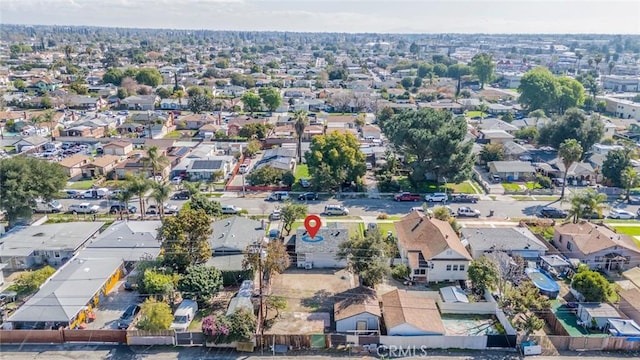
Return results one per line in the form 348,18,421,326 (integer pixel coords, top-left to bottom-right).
394,192,422,202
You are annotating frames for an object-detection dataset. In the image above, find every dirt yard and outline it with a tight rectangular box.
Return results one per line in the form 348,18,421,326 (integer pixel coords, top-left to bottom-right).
265,269,356,334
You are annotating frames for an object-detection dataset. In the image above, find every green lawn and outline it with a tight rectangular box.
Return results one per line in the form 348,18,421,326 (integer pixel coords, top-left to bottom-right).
512,195,560,201
396,177,479,194
163,130,192,139
610,226,640,247
67,180,95,190
466,111,488,119
525,182,542,190
377,222,396,237
501,183,522,192
294,164,309,180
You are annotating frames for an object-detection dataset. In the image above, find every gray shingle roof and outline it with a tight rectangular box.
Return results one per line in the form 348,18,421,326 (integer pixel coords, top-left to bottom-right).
209,217,264,254
461,227,547,253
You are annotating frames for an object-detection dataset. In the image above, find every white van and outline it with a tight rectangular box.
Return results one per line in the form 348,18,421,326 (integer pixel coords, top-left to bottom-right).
170,299,198,332
324,205,349,216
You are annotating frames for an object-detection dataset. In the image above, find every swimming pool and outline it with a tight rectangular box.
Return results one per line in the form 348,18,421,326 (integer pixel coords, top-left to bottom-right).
526,268,560,299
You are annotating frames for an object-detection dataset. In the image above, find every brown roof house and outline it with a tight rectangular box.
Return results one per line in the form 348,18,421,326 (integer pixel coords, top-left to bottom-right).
395,212,472,283
82,155,121,178
553,222,640,271
102,140,133,156
618,288,640,325
381,289,445,336
58,154,91,179
334,287,381,334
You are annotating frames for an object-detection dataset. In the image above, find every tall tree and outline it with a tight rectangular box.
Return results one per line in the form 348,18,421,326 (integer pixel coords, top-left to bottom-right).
305,132,366,191
470,52,495,89
555,77,585,114
242,239,291,281
241,92,261,113
447,63,471,96
258,87,282,112
144,145,169,180
558,139,583,199
537,108,604,153
177,265,223,304
293,110,308,163
468,256,499,294
151,181,172,218
135,68,163,87
137,298,173,331
188,94,213,114
572,268,614,302
621,167,640,201
0,157,67,227
601,149,631,187
280,202,308,235
114,189,133,220
158,208,212,272
518,67,559,112
126,175,152,219
381,108,475,184
568,189,607,223
337,230,390,287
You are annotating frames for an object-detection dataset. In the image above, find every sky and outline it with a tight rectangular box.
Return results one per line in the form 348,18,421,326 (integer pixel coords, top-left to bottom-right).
2,0,639,34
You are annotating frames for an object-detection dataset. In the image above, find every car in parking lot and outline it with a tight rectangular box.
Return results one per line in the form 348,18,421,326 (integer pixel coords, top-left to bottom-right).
539,207,567,219
298,192,318,201
609,209,636,220
425,193,448,202
117,304,141,330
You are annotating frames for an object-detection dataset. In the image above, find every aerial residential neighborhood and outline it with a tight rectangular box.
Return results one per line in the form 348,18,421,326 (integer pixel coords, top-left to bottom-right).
1,7,640,360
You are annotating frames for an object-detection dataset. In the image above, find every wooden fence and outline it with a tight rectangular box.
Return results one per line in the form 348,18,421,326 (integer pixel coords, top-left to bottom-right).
529,335,640,352
539,309,571,336
0,329,126,344
255,334,332,350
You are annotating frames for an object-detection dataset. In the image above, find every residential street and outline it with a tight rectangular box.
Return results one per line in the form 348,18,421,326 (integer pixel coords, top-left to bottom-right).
0,345,638,360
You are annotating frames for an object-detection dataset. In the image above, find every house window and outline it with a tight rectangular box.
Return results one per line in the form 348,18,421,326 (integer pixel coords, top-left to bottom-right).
452,265,459,271
558,235,563,243
459,265,465,271
595,256,602,263
54,251,60,258
625,256,631,264
446,265,452,271
566,242,572,251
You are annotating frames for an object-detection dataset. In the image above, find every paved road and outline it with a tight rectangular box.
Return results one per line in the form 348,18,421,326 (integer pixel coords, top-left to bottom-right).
56,192,640,221
0,345,637,360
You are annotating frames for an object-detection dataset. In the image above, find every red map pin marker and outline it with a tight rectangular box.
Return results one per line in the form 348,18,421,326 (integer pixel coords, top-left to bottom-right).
304,214,322,239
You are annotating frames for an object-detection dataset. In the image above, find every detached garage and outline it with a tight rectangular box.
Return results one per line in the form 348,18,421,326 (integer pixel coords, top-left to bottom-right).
295,223,348,269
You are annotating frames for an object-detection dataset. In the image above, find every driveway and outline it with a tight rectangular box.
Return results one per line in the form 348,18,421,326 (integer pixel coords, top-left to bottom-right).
86,281,141,330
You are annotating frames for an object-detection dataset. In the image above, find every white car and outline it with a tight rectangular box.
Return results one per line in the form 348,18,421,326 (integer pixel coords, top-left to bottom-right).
171,176,182,185
609,209,636,220
457,206,481,218
425,193,448,202
221,205,241,214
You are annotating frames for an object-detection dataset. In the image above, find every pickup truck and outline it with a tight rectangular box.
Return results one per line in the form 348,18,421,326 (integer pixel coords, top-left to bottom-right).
457,206,481,218
450,194,479,203
68,203,100,214
394,192,422,202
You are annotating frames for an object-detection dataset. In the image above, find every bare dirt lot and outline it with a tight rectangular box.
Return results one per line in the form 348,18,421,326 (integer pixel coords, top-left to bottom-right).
265,269,356,334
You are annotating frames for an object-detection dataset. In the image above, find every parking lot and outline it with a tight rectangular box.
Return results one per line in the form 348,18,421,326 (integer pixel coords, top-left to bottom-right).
86,280,141,330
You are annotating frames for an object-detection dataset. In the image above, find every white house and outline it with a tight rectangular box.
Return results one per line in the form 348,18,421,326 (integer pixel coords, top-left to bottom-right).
395,212,472,283
295,223,348,269
577,303,622,329
334,287,380,334
381,289,445,336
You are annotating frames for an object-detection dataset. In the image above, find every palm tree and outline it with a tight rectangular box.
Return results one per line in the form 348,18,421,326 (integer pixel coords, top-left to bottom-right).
293,110,308,163
608,61,616,75
568,189,607,223
594,54,603,74
114,189,133,220
575,52,583,75
127,175,152,220
587,58,594,69
621,167,640,201
42,110,56,141
558,139,583,199
63,45,73,62
151,181,172,218
143,146,169,181
477,103,489,123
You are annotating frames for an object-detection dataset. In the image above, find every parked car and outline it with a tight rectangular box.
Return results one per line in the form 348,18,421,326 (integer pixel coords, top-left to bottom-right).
171,176,182,185
425,193,448,202
109,204,137,214
117,304,141,330
171,190,190,200
68,203,100,214
539,207,567,219
324,205,349,216
65,190,82,198
269,209,281,220
457,206,481,218
298,192,318,201
394,192,422,202
609,209,636,220
299,178,310,188
628,196,640,205
146,204,179,215
266,191,289,202
221,205,241,214
492,174,502,183
170,300,198,332
450,194,479,203
33,200,63,213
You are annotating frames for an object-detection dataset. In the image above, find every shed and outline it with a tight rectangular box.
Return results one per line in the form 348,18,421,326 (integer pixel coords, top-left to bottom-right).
334,287,380,334
439,286,469,303
608,319,640,337
577,303,622,329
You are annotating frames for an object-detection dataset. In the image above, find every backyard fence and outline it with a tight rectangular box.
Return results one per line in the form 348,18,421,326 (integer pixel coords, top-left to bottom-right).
255,334,331,350
529,335,640,353
0,329,126,344
127,329,176,346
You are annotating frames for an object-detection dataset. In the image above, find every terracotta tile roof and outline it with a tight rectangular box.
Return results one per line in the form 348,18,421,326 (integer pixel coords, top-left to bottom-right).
381,289,444,334
58,154,90,168
334,287,380,321
555,222,640,256
88,155,121,168
394,211,471,261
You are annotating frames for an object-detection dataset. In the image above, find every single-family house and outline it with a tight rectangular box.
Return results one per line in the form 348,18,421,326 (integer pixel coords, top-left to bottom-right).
185,157,234,181
461,227,547,260
577,303,622,329
81,155,121,178
206,217,265,271
618,288,640,325
295,223,349,269
102,140,133,156
160,98,189,110
477,119,519,134
361,125,382,140
58,154,91,179
334,287,380,334
0,222,103,270
61,125,105,138
13,135,48,152
381,289,445,336
254,147,296,172
395,212,472,283
120,95,159,111
502,141,529,161
178,113,220,130
478,130,515,144
553,222,640,271
488,160,536,181
66,95,105,110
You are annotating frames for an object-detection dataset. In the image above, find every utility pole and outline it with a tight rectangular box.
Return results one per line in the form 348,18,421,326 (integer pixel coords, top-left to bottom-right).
257,239,265,354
